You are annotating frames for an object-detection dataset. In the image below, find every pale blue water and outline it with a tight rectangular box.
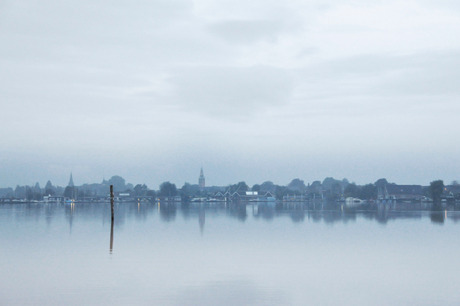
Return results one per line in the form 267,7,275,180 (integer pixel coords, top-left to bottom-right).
1,202,459,305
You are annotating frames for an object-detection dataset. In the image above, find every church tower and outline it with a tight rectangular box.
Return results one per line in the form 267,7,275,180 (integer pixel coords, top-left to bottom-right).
68,173,75,187
199,168,205,188
64,172,77,200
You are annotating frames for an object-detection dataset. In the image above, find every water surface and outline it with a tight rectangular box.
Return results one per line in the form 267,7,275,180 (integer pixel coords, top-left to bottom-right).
1,202,459,305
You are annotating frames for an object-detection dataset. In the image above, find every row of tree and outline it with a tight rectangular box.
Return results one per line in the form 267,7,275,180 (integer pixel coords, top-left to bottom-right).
0,175,454,202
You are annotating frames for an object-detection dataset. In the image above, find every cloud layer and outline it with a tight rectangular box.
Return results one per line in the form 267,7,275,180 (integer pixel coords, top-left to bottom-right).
1,0,459,187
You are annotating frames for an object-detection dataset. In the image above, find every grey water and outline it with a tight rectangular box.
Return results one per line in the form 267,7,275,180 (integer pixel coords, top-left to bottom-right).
1,202,459,306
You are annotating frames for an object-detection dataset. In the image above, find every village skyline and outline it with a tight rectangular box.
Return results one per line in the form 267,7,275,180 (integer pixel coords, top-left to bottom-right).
2,170,459,190
1,166,459,190
1,169,459,203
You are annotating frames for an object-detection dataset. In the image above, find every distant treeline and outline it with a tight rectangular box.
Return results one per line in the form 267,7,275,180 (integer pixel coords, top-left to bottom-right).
1,175,459,202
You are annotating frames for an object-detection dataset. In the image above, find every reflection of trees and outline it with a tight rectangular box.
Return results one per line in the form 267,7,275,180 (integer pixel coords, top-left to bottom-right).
254,205,275,220
45,204,56,226
322,211,345,224
5,200,460,234
301,202,441,225
227,203,247,222
430,204,445,224
127,202,152,222
181,205,192,220
23,203,42,222
308,210,322,222
376,203,391,224
290,210,305,222
159,202,177,222
448,211,460,223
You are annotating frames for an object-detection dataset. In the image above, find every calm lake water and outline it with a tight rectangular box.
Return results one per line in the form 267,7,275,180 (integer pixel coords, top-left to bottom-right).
1,201,459,305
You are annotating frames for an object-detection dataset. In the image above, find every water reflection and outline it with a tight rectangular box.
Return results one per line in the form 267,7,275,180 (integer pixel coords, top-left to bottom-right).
430,204,446,224
227,203,247,221
253,203,275,220
65,202,75,234
1,201,460,228
159,202,176,222
110,218,114,254
199,208,205,235
2,200,460,306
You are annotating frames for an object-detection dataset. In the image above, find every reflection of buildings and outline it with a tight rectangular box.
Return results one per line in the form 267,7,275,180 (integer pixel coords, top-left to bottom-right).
199,168,205,189
199,209,205,235
65,201,75,234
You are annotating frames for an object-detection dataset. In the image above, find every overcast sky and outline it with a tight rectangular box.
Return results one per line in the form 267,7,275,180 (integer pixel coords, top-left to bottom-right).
1,0,459,188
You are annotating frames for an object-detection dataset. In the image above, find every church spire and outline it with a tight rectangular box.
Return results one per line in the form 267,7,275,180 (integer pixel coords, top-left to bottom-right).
199,167,205,188
68,173,74,187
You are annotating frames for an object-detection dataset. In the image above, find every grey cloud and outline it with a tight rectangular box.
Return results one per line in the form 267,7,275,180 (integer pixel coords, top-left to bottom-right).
419,0,460,10
0,0,198,65
293,51,460,113
1,1,188,41
207,20,285,44
375,51,460,96
309,51,460,96
168,65,294,117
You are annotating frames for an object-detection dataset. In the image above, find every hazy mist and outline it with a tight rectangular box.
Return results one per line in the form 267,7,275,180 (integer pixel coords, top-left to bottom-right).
1,0,459,187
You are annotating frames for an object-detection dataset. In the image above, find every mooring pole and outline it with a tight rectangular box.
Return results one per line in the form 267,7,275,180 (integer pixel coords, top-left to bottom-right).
110,184,114,253
110,185,114,222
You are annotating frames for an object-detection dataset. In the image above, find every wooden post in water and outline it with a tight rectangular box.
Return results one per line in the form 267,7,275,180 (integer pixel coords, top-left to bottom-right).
110,185,114,222
110,185,114,253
